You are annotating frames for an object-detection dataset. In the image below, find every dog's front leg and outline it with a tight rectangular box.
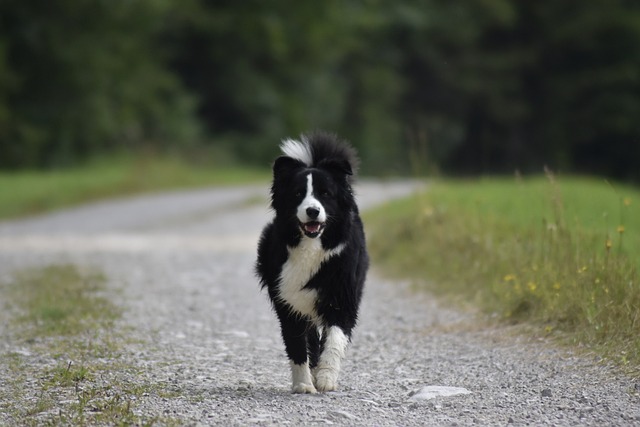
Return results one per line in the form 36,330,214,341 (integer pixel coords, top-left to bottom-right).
313,325,349,392
277,309,317,394
290,361,316,394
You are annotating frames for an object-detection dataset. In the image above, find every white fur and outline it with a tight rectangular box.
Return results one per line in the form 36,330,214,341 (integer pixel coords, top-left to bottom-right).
297,174,327,224
277,239,345,319
290,361,317,394
281,138,312,166
314,326,349,392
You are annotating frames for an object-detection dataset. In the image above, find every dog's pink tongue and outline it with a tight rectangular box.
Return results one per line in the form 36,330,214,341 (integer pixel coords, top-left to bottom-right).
305,222,321,233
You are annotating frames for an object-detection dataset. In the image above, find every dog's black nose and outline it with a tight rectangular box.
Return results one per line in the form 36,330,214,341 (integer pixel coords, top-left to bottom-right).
306,207,320,219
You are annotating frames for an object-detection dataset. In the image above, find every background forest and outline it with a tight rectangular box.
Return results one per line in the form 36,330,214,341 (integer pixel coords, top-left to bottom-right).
1,0,639,180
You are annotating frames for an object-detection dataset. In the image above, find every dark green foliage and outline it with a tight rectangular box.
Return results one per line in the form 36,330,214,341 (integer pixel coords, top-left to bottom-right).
0,0,199,169
165,0,404,170
397,1,640,180
1,1,639,179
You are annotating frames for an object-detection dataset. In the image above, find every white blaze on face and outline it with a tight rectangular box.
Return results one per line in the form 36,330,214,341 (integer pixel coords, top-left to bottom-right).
297,173,326,224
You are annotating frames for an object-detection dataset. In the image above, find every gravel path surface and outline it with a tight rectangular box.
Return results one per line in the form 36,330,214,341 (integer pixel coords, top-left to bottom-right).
1,181,639,426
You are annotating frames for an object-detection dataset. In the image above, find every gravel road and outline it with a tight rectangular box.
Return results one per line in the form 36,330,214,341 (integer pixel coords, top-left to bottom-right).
1,181,638,426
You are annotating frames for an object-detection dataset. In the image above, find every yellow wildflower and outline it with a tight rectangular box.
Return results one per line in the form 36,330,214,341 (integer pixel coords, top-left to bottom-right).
617,225,625,234
605,239,612,249
527,282,537,292
503,274,516,282
623,197,632,206
422,207,435,217
553,282,561,290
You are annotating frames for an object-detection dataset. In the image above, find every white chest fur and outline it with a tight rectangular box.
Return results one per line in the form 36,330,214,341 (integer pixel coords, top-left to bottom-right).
277,239,345,320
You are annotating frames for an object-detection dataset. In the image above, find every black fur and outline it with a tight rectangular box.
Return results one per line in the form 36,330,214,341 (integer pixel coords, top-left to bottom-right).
255,131,369,392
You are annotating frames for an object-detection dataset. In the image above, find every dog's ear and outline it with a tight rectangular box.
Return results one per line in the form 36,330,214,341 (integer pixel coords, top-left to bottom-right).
273,156,305,179
271,156,305,213
318,159,353,176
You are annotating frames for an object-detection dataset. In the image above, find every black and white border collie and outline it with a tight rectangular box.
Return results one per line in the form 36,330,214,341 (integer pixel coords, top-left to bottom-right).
256,131,369,394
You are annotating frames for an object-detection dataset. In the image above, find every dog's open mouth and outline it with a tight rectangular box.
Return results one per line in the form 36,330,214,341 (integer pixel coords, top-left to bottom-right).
299,221,326,238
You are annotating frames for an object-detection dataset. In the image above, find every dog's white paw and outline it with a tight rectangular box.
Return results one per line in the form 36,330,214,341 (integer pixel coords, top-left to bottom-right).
313,326,347,392
290,361,317,394
314,368,338,392
292,382,317,394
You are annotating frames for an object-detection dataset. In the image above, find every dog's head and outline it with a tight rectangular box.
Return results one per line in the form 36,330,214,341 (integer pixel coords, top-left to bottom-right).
270,133,357,240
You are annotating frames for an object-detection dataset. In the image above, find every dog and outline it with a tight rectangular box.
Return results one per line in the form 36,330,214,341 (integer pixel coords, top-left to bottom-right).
256,131,369,394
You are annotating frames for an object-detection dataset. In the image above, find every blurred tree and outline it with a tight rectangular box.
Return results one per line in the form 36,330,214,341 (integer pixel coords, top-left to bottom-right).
524,1,640,180
0,0,638,180
398,0,640,180
0,0,199,169
165,0,404,172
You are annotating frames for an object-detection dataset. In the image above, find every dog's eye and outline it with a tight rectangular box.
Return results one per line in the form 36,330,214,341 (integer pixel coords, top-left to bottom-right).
295,191,303,198
319,190,330,197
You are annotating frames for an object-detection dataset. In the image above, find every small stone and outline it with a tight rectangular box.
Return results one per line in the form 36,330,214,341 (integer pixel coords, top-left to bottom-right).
507,417,515,424
330,410,357,421
541,388,552,397
408,386,472,402
238,379,254,390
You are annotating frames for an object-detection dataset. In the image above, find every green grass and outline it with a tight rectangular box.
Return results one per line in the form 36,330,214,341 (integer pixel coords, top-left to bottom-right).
366,174,640,373
0,265,177,426
0,154,269,220
12,265,119,339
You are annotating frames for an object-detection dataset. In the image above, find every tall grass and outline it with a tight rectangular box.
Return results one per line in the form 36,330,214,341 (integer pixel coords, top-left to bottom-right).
0,154,268,220
367,175,640,372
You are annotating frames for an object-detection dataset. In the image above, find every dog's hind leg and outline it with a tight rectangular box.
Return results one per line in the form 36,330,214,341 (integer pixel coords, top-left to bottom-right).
313,325,349,392
307,326,324,370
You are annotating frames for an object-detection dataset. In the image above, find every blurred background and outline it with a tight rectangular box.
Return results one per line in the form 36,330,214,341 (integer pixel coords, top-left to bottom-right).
1,0,639,180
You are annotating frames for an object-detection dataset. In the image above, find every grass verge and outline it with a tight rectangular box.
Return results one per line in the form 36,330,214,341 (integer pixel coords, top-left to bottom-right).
0,265,177,426
0,154,269,220
366,174,640,374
